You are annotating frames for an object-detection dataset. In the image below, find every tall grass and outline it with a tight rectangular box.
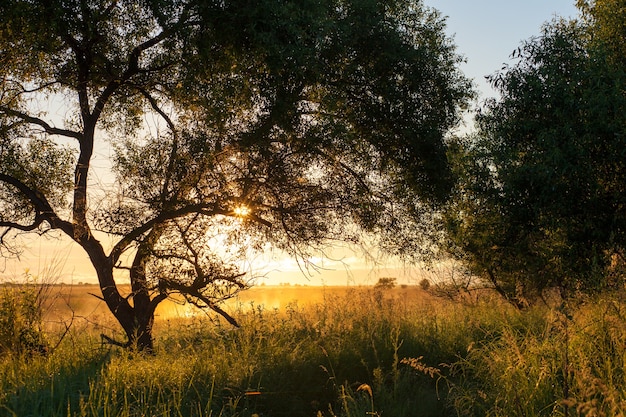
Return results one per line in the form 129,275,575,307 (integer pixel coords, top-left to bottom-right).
449,296,626,417
2,286,626,416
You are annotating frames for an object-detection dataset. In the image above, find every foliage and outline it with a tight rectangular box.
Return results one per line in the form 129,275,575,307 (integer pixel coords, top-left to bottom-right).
578,0,626,67
0,0,472,350
444,16,626,303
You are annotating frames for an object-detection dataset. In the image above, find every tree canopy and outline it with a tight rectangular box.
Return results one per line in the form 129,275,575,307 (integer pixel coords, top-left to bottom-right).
444,14,626,303
0,0,471,350
578,0,626,67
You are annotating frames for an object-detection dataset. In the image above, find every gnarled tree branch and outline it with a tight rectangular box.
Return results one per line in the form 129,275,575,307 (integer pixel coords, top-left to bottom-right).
0,173,74,236
109,203,231,265
0,106,84,141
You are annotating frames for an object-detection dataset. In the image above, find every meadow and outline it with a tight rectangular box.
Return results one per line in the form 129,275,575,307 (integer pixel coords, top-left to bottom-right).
1,284,626,416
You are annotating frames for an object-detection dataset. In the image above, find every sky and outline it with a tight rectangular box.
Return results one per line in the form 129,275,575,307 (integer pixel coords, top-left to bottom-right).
428,0,580,103
2,1,582,287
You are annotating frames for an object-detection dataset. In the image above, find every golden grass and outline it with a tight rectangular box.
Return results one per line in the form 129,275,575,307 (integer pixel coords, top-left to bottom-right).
4,284,626,416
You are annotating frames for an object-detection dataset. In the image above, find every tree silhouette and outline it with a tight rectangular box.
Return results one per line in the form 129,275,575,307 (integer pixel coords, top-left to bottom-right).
0,0,472,351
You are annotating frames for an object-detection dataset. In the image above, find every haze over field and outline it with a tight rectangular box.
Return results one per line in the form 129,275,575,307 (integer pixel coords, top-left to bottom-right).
40,284,432,326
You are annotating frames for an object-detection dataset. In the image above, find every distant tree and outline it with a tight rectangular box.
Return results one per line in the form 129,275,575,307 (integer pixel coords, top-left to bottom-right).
0,0,471,351
375,277,397,290
418,278,430,291
444,17,626,304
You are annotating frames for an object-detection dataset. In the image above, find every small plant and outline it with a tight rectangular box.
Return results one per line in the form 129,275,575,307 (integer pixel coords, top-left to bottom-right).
0,271,48,356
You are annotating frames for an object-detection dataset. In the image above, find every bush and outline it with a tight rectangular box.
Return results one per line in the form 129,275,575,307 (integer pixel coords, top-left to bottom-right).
374,277,397,290
0,272,48,356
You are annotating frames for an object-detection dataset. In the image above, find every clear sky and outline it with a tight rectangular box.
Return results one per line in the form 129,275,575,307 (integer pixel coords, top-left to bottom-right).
427,0,580,102
2,1,583,287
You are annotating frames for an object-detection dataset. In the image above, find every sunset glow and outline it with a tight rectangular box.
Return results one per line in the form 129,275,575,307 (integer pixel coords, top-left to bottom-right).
233,205,251,217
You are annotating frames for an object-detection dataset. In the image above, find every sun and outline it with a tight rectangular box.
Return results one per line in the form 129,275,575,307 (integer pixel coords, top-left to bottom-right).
233,205,251,217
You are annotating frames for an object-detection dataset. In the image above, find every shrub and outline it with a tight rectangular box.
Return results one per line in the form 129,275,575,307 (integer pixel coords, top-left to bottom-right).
0,272,48,356
374,277,397,290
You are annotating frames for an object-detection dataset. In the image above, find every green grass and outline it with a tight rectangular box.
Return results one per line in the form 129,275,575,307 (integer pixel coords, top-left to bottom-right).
2,287,626,416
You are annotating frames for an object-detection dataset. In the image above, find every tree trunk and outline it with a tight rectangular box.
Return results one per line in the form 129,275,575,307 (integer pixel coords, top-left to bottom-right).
128,240,158,353
124,267,166,353
96,258,157,352
84,239,156,352
71,205,166,353
124,312,156,353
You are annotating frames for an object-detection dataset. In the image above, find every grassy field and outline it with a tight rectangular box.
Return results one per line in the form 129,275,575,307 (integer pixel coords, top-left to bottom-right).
2,284,626,416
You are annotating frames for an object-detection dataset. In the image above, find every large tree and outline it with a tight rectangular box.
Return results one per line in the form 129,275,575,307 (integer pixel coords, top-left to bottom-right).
0,0,471,351
444,16,626,304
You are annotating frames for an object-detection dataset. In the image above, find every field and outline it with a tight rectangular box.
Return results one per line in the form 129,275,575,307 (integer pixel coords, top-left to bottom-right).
2,284,626,416
39,284,366,324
